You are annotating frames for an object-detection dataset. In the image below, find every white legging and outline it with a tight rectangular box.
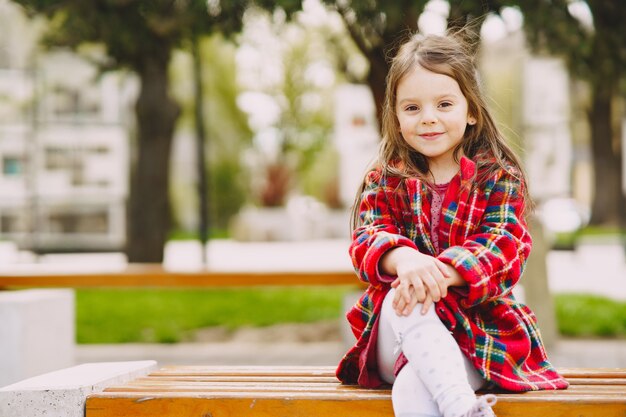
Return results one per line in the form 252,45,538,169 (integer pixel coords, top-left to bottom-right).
377,289,486,417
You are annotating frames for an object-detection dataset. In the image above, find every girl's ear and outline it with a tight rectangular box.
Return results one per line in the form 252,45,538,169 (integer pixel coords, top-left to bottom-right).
468,116,477,126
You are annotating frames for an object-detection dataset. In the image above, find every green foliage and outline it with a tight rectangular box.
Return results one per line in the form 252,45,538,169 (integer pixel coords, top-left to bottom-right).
275,22,334,178
300,144,341,207
168,228,230,240
75,287,352,343
14,0,249,69
209,158,249,229
170,34,252,231
237,7,342,206
514,0,626,85
556,293,626,338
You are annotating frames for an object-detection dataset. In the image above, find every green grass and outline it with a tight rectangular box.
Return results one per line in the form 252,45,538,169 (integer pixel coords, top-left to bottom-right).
555,293,626,338
75,289,626,343
578,226,626,237
550,226,625,250
76,287,353,344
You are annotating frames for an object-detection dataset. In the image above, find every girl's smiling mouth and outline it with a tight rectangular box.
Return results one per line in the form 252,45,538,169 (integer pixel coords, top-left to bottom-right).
419,132,444,140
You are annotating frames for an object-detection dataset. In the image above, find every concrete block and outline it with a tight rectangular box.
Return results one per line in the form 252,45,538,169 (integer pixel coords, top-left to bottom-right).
0,289,75,387
0,360,157,417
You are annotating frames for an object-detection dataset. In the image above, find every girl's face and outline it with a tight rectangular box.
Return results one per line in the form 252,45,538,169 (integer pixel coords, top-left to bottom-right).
395,65,475,169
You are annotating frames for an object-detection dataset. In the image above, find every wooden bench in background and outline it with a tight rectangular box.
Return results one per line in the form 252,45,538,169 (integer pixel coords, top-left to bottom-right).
0,264,361,288
86,365,626,417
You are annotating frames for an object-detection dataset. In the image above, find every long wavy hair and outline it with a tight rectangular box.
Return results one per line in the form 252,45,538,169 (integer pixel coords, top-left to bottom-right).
351,30,532,230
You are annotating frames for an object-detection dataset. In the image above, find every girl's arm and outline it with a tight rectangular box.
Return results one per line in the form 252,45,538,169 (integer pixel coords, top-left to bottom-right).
438,170,532,308
349,169,418,289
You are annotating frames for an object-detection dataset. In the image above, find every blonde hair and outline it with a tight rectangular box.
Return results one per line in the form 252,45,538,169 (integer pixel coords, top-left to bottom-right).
352,30,532,230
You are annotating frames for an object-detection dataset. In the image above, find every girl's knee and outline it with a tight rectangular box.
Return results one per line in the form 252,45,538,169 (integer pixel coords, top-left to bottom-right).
382,289,439,333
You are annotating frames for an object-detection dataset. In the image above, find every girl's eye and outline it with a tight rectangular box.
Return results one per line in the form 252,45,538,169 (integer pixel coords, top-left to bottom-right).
405,105,419,111
439,101,453,108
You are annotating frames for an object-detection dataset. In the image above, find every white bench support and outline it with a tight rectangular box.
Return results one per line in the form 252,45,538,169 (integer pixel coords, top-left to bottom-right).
0,360,157,417
0,289,75,387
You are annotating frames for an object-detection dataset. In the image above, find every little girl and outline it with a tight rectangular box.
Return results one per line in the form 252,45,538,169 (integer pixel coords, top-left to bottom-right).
336,32,569,417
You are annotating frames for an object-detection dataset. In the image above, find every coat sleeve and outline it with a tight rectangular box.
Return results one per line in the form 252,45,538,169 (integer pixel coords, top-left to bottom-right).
349,170,418,289
438,171,532,308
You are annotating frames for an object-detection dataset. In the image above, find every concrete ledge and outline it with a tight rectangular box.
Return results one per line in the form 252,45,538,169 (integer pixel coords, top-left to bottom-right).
0,289,75,386
0,360,157,417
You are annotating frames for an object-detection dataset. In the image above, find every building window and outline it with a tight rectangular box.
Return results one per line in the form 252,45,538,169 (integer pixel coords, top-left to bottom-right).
0,213,26,233
48,211,109,234
3,156,23,176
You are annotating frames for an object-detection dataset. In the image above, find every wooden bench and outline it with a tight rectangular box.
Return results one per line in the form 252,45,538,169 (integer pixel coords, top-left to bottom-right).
85,366,626,417
0,264,360,288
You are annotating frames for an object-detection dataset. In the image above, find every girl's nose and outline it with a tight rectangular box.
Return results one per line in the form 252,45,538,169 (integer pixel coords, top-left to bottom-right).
420,108,437,125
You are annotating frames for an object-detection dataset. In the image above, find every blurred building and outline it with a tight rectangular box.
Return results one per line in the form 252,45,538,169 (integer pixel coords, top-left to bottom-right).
0,2,131,252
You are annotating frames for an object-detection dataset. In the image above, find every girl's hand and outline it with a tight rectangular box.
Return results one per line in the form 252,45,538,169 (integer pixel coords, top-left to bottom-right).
381,247,450,316
392,284,436,317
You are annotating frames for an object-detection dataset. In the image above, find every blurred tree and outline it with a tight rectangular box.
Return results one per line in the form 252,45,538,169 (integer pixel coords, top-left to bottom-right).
314,1,501,123
169,34,254,237
200,36,253,233
236,5,338,207
12,0,252,262
511,0,626,227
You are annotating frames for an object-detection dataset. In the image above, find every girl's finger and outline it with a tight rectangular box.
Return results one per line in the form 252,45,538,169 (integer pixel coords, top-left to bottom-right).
393,288,407,314
420,272,441,302
421,294,433,315
395,298,407,315
391,278,400,288
394,279,410,302
435,259,451,277
403,288,419,316
409,276,426,302
431,268,448,299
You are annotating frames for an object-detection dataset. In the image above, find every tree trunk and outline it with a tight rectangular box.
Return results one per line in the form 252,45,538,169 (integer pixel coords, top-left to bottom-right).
523,216,558,348
192,36,209,266
588,83,622,227
126,52,180,263
365,54,387,128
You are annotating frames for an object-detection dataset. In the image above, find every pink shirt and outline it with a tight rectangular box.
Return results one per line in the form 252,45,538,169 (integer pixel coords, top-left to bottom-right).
430,182,450,253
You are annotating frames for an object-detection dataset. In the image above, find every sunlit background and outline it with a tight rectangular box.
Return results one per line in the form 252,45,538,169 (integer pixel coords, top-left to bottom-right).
0,0,625,388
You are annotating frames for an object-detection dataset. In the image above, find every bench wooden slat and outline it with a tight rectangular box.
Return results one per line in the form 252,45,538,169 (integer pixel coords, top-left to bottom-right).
557,367,626,378
151,365,626,378
85,366,626,417
0,267,360,288
103,381,626,396
111,381,366,392
86,394,626,417
117,378,626,392
148,366,626,386
566,377,626,385
100,384,626,394
132,374,626,385
139,375,341,383
88,395,392,417
152,365,338,376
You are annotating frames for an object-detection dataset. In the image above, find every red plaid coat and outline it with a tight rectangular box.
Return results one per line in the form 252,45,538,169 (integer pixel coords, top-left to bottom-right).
336,156,569,392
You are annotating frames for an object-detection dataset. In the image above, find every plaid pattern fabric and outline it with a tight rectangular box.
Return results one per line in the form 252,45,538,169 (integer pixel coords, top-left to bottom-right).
336,156,569,392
